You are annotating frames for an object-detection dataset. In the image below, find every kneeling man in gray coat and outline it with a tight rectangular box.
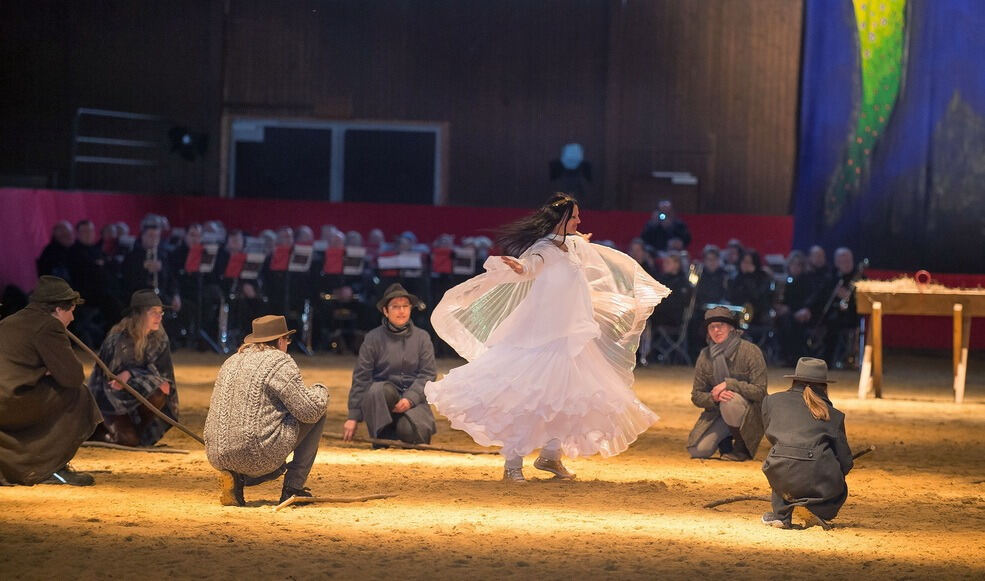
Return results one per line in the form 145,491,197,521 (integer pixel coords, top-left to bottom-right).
687,306,768,461
205,315,329,506
343,284,437,445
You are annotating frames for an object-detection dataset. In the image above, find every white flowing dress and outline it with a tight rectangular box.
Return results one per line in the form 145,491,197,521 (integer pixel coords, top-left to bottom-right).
425,235,670,459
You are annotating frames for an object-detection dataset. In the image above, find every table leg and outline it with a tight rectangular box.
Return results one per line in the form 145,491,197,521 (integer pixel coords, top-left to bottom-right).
872,301,882,398
858,315,872,399
953,304,969,404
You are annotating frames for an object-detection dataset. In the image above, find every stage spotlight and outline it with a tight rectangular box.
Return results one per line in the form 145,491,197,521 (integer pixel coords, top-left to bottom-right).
168,126,208,161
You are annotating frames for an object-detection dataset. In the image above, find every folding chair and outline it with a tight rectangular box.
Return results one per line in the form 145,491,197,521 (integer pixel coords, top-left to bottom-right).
653,289,697,366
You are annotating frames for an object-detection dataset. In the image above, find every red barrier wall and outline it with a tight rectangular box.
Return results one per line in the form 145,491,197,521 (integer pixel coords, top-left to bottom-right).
0,187,793,288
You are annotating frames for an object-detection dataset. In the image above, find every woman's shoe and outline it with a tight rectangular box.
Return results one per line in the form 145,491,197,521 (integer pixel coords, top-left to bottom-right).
502,466,526,482
533,457,576,479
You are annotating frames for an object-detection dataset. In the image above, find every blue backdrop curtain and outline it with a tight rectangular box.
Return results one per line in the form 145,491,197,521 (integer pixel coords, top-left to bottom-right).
793,0,985,273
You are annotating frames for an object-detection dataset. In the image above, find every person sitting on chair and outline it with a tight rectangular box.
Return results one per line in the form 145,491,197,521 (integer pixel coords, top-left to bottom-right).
687,306,767,461
0,276,101,486
205,315,329,506
343,283,437,445
87,290,178,447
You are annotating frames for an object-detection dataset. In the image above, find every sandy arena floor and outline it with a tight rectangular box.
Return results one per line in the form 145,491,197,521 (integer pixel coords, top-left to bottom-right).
1,350,984,580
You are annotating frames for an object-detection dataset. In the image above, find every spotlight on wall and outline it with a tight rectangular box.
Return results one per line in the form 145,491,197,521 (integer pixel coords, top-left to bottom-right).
168,126,208,161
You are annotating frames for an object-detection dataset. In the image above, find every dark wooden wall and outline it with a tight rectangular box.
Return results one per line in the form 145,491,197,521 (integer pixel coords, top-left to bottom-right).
0,0,802,214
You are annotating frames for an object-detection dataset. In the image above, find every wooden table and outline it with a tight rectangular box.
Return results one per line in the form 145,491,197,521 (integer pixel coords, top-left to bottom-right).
856,285,985,403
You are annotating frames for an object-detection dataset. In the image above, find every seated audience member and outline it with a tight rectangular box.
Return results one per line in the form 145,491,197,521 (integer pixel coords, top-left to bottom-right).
87,290,178,447
774,251,812,365
761,357,852,529
170,223,224,346
653,252,693,329
345,230,364,247
0,276,101,486
641,200,691,252
204,315,329,506
726,249,774,328
68,220,122,347
627,238,659,278
122,224,180,311
36,220,75,280
807,247,862,367
296,225,315,245
343,284,437,445
689,245,729,359
722,238,744,279
687,307,767,462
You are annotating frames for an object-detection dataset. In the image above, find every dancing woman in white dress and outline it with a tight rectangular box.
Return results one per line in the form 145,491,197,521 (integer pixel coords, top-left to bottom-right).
425,193,670,481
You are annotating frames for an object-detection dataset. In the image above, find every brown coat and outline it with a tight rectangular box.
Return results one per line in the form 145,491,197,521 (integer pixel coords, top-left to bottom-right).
0,304,101,484
687,338,768,457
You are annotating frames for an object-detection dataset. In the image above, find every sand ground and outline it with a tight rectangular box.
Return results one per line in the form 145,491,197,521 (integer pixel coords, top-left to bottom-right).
1,350,984,580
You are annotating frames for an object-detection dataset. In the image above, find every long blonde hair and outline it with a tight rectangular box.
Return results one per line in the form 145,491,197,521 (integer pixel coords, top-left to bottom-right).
108,307,163,361
236,340,280,354
795,380,830,421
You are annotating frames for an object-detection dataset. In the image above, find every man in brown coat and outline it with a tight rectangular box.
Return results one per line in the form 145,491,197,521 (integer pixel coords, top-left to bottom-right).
0,276,102,485
687,306,768,461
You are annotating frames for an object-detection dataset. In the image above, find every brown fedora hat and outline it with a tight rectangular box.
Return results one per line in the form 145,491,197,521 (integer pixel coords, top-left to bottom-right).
243,315,296,344
783,357,836,384
29,275,84,305
376,283,424,312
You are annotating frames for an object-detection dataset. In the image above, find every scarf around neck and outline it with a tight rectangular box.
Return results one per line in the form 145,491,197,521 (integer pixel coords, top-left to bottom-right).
383,317,411,335
709,330,742,384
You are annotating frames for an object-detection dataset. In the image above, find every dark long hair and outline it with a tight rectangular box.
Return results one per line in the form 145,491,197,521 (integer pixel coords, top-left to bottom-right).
496,193,578,256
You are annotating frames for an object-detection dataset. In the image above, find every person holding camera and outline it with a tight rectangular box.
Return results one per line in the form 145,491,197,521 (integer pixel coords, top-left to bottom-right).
640,200,692,252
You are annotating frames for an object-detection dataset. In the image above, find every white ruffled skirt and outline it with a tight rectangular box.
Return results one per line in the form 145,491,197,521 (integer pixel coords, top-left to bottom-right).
425,239,668,459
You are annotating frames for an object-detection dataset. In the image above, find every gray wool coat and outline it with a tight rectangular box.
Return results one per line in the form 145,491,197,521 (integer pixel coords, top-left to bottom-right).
761,386,853,520
348,322,436,440
204,347,329,477
688,338,768,456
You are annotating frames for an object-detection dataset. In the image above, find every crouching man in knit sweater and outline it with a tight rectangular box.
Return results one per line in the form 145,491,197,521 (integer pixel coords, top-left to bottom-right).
204,315,329,506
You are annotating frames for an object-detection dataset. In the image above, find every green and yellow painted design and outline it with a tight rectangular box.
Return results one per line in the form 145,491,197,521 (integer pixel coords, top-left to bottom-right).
825,0,907,225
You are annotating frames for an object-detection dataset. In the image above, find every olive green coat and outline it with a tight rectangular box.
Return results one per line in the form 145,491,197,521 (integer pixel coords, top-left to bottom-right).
0,305,101,484
688,338,768,457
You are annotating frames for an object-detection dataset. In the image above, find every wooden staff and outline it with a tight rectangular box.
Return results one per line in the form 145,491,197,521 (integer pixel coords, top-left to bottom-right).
274,493,397,511
703,445,876,509
66,329,206,446
322,432,499,455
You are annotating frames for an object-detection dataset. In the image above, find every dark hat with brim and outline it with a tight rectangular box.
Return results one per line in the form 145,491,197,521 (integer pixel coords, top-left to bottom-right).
703,305,738,329
29,275,84,305
123,289,173,316
243,315,296,343
784,357,836,384
376,283,424,312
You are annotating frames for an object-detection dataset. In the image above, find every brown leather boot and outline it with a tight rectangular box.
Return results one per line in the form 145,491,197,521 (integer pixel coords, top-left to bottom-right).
136,389,168,427
99,414,140,447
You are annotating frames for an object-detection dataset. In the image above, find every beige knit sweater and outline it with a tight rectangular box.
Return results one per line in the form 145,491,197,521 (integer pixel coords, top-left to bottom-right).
204,346,328,476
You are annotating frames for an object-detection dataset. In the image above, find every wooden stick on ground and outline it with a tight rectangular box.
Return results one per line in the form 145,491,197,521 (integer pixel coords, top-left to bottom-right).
80,441,190,454
703,445,877,509
66,329,206,446
274,493,397,511
322,432,499,455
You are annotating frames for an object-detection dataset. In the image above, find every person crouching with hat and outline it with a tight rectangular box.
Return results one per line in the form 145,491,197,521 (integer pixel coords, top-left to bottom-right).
87,289,179,447
760,357,853,529
204,315,329,506
0,276,101,486
341,283,437,446
686,306,768,461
